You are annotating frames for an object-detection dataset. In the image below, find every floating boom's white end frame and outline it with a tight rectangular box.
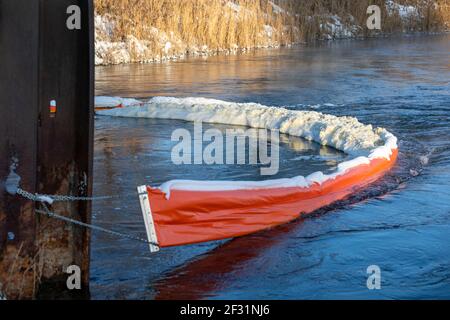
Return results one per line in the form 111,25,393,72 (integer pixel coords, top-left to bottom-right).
137,185,160,253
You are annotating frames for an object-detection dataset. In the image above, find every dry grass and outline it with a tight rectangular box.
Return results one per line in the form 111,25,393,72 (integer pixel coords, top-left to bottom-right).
94,0,449,64
95,0,277,52
279,0,450,39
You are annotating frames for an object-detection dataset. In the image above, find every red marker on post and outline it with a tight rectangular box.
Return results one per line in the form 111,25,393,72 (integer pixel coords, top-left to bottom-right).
50,100,57,118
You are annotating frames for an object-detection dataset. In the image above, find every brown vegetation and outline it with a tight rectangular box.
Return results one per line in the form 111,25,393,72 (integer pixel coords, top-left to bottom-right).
94,0,449,64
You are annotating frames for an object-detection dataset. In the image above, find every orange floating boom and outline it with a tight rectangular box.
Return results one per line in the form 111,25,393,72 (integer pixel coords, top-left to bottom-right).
138,148,398,252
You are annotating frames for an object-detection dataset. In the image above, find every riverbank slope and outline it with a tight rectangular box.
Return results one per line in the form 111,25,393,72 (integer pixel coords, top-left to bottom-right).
95,0,449,65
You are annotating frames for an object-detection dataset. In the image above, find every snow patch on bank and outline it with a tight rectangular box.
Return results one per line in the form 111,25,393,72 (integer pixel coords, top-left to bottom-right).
386,1,420,21
320,15,360,40
94,11,282,65
97,96,397,196
269,1,286,15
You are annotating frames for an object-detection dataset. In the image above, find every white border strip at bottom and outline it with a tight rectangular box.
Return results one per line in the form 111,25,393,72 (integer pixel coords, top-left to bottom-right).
137,185,160,253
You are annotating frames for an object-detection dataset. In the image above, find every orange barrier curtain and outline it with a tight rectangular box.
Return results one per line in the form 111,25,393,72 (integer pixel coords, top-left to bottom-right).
143,149,398,248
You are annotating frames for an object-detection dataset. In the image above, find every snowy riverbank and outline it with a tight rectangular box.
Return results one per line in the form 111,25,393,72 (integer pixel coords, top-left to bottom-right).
94,0,448,65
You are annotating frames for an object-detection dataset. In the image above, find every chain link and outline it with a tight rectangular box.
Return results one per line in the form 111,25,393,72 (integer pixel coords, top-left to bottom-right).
16,187,121,202
16,187,160,249
37,204,158,247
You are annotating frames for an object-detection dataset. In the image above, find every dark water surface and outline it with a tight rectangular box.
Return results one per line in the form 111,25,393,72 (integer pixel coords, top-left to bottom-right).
92,34,450,299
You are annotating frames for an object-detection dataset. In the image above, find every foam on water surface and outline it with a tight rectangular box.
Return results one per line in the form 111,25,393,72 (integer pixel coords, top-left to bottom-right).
97,96,398,196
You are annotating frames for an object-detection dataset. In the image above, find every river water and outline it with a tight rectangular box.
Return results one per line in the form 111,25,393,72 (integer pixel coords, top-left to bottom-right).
92,34,450,299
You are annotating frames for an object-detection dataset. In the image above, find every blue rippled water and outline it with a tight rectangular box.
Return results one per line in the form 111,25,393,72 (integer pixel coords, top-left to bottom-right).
92,34,450,299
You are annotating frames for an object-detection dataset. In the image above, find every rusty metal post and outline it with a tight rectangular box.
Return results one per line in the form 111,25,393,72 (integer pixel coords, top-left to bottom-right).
0,0,94,299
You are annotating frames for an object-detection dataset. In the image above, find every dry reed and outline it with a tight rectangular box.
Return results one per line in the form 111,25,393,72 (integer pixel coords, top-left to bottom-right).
94,0,449,64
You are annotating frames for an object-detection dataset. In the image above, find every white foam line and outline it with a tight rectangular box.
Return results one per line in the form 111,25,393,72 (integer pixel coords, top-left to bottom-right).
97,96,398,197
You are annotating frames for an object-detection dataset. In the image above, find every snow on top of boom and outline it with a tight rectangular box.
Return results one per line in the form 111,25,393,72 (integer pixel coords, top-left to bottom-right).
96,96,398,196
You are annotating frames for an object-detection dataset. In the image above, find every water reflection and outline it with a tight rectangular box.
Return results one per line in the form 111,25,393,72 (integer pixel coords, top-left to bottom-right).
153,224,295,300
92,34,450,299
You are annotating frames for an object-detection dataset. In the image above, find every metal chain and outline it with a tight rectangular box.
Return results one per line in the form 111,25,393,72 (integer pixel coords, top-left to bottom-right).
42,194,117,202
15,187,160,249
37,204,158,247
16,187,136,202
